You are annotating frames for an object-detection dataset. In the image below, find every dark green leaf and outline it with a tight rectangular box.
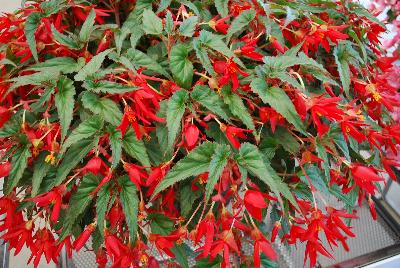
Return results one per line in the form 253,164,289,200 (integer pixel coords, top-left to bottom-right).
179,16,198,37
166,90,189,149
250,81,306,134
334,43,351,96
4,144,31,194
24,12,42,62
51,25,81,49
205,144,231,201
180,184,201,217
142,9,163,35
236,143,298,210
221,87,254,130
122,129,151,167
119,175,139,241
126,48,171,79
157,0,172,13
165,11,174,34
54,138,99,187
56,76,76,141
75,49,113,81
29,57,83,74
300,164,329,194
60,115,104,155
227,9,256,39
83,80,138,94
81,91,122,126
215,0,229,17
79,8,96,42
108,127,122,169
170,44,194,89
96,183,111,235
59,174,98,240
191,85,231,123
31,152,52,197
152,142,217,198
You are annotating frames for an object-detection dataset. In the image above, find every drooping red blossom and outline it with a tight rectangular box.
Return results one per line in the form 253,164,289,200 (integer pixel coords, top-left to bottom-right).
209,16,231,35
73,223,96,251
213,58,249,91
221,125,252,149
117,106,142,139
28,185,66,223
251,228,277,268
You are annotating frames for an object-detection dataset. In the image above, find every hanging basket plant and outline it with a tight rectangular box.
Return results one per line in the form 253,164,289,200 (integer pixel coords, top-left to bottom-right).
0,0,398,267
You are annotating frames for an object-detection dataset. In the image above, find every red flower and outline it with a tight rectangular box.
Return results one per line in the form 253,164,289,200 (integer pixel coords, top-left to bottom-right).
251,228,277,268
209,230,240,268
2,220,34,255
244,190,268,221
123,162,148,190
351,164,385,197
222,125,252,149
29,185,66,223
0,106,11,128
91,169,113,195
259,107,285,133
0,161,11,178
117,106,142,139
194,211,216,258
214,58,249,91
209,16,230,35
80,156,108,175
184,123,200,150
73,223,96,251
236,37,264,61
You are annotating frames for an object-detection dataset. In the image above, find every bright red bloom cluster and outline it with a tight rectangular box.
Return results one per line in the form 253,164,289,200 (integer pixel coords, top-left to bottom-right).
0,0,398,267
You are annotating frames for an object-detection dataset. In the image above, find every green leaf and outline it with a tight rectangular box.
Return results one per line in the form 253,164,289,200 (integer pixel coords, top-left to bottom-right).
29,57,83,74
108,127,122,169
166,90,189,149
119,175,139,241
96,184,111,236
205,144,231,201
236,143,298,210
40,0,67,16
215,0,229,17
191,85,231,122
4,144,31,194
149,213,174,235
31,152,52,197
334,43,351,96
180,184,201,217
152,142,217,198
171,246,189,268
221,87,254,130
79,8,96,42
126,48,171,79
24,12,42,62
170,44,194,89
197,30,242,67
227,9,256,40
55,76,76,141
7,70,60,94
165,11,174,34
250,80,306,134
83,80,138,94
193,38,215,75
51,25,81,49
179,16,198,37
81,91,122,126
75,49,113,81
122,129,151,167
157,0,172,13
330,130,350,161
60,115,104,156
54,138,99,187
300,165,329,194
59,174,98,240
142,9,163,35
0,115,21,138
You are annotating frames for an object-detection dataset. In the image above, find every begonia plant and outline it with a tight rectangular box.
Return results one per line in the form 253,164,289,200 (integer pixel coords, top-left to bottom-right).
0,0,399,267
